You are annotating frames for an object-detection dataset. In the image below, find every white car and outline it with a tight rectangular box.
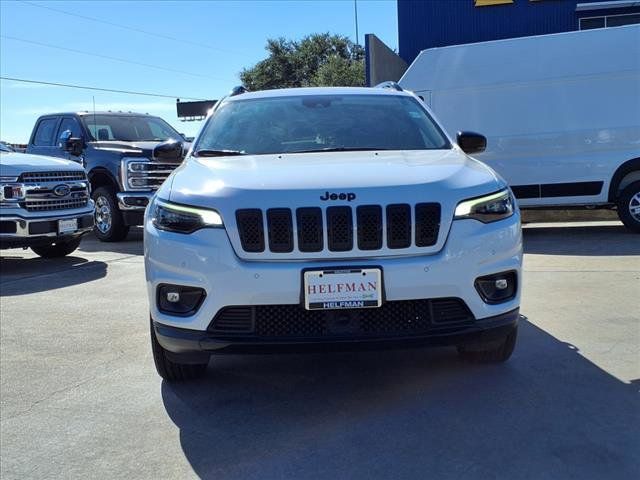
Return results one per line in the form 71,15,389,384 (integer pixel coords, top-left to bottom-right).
144,85,523,381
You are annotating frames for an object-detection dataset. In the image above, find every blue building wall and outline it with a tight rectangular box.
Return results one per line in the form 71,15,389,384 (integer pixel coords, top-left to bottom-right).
398,0,639,64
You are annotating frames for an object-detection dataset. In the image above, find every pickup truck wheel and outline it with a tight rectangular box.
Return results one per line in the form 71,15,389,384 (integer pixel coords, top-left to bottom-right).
457,325,517,363
616,181,640,233
31,237,82,258
92,186,129,242
150,320,208,382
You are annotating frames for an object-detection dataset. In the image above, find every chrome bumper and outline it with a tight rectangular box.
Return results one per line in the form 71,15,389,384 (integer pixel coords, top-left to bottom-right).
117,191,154,211
0,211,94,238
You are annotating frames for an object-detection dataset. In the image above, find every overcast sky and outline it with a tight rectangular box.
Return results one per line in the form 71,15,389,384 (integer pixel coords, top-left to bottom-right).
0,0,398,143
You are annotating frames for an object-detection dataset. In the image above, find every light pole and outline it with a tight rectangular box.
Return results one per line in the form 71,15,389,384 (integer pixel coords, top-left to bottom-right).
354,0,359,45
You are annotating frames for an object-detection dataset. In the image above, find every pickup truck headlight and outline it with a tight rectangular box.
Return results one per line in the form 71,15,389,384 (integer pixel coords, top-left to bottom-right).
0,178,25,207
454,189,514,223
151,198,223,233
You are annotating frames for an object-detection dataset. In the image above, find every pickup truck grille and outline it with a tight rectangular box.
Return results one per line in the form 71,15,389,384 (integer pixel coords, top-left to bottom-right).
125,161,180,190
19,171,90,212
236,203,440,254
24,197,89,212
19,171,86,183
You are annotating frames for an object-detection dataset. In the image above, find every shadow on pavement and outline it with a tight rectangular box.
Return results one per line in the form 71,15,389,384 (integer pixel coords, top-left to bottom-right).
0,255,107,296
161,320,639,479
523,224,639,256
78,228,144,256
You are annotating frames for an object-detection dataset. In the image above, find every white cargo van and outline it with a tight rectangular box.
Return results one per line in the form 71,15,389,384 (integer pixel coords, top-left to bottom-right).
400,25,640,231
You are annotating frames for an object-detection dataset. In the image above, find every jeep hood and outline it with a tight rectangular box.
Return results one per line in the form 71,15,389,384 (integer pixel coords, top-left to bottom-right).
0,152,85,177
165,149,503,207
160,149,507,260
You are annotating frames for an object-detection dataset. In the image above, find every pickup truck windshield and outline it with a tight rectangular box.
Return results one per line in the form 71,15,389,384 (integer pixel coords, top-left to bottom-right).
82,114,182,142
195,94,451,155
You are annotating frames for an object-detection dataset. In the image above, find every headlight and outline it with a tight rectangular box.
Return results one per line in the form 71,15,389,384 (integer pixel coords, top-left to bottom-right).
151,198,223,233
0,179,25,207
454,189,514,223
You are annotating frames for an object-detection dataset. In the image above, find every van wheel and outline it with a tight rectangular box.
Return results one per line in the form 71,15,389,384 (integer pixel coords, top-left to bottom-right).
31,237,82,258
92,186,129,242
150,319,208,382
617,181,640,233
457,326,517,363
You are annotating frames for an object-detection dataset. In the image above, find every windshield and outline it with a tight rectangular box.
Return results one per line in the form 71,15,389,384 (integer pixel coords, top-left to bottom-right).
195,94,450,155
82,114,182,142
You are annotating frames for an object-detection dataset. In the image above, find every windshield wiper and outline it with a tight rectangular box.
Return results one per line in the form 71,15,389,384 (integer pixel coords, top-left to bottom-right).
291,147,390,154
193,149,246,157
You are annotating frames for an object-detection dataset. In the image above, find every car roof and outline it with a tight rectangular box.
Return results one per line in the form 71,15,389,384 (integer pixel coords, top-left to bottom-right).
225,86,415,102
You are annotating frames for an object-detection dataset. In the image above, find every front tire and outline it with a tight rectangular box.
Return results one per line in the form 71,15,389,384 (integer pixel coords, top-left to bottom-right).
616,180,640,233
92,186,129,242
31,237,82,258
150,320,208,382
457,325,517,363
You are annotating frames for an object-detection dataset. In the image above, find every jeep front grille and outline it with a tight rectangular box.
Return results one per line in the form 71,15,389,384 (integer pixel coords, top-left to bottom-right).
235,203,441,254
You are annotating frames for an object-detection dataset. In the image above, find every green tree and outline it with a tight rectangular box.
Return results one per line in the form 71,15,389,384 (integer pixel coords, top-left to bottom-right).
240,33,364,90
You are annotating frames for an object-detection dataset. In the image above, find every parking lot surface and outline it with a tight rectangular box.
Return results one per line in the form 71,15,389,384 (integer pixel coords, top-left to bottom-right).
1,222,639,479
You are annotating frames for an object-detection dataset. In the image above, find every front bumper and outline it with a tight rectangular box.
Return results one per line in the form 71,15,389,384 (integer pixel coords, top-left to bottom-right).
0,210,94,249
153,308,520,359
117,191,153,211
145,211,523,333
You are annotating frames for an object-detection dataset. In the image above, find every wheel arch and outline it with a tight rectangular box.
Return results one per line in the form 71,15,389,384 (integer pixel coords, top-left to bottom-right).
88,168,119,193
608,157,640,202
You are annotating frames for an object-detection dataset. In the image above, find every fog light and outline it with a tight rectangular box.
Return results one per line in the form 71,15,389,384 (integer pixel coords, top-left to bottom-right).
157,284,206,316
166,291,180,303
475,271,517,304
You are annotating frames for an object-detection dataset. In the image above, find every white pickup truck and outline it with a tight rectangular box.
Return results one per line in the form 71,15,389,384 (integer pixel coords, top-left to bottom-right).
0,149,94,257
144,85,522,382
400,25,640,231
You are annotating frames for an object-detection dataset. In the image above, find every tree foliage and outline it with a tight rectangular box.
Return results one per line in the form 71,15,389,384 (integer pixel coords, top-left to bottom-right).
240,33,365,90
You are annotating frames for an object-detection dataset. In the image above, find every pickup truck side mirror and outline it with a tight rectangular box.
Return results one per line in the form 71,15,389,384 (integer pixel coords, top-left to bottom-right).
457,131,487,155
59,130,84,157
153,138,184,162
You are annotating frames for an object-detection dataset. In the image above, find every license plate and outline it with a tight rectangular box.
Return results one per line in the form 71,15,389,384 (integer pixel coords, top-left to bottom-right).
58,218,78,234
303,268,383,310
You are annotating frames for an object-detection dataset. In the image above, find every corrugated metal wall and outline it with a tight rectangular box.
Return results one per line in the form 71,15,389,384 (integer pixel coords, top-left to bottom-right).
397,0,615,64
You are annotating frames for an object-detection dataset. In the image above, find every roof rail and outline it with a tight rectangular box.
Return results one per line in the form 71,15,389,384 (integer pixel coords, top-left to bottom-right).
375,81,403,91
229,86,248,96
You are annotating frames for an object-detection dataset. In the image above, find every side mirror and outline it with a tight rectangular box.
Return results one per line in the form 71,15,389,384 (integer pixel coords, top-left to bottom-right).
153,138,184,162
457,131,487,155
59,130,84,156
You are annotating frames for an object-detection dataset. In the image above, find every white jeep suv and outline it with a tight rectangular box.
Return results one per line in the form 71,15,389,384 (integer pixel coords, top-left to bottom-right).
144,85,523,381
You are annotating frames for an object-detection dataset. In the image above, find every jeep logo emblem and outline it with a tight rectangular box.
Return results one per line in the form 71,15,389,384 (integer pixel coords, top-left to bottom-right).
320,191,356,201
53,184,71,197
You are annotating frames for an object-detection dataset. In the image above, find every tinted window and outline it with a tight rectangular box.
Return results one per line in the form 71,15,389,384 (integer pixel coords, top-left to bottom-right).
82,115,180,142
607,14,640,27
196,94,450,155
33,118,58,146
580,17,605,30
57,117,83,140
